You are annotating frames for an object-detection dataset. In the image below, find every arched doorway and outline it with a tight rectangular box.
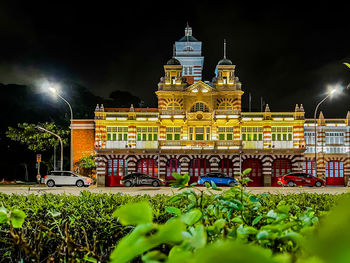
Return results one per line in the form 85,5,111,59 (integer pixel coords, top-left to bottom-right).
137,158,158,177
106,159,128,187
242,159,263,186
166,158,180,181
272,158,292,186
189,159,210,184
325,160,344,185
219,158,234,177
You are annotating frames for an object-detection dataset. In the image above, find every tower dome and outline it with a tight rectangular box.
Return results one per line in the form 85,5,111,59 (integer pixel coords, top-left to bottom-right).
166,57,181,65
217,58,233,65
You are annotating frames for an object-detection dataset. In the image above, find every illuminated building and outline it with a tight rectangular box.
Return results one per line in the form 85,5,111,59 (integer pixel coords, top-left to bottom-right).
71,26,350,187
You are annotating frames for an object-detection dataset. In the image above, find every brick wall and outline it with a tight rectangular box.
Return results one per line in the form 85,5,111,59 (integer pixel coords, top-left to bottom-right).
71,120,95,172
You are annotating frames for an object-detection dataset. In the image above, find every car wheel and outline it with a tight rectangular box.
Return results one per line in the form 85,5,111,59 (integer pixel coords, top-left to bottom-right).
152,180,160,187
315,181,322,187
124,181,132,187
288,181,295,187
229,181,235,187
47,180,55,187
76,180,84,187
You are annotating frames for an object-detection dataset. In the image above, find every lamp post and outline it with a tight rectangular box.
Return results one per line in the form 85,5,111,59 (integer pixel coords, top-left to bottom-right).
48,86,74,171
313,88,337,177
36,126,64,171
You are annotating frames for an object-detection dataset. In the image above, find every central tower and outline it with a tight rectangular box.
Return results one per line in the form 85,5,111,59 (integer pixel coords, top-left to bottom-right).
174,24,204,84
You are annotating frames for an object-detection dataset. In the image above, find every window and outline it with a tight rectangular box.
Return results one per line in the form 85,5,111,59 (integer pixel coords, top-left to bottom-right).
271,127,293,141
218,127,234,140
166,102,181,112
188,126,210,141
325,132,344,145
137,127,158,141
190,102,209,112
166,127,181,140
217,102,234,111
183,46,194,51
241,127,263,141
107,127,128,141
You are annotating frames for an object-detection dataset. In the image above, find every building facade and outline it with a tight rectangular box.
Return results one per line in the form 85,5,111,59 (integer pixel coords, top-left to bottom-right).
71,26,350,187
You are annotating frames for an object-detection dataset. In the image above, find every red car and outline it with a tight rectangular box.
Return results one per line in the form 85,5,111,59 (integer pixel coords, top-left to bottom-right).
278,173,326,187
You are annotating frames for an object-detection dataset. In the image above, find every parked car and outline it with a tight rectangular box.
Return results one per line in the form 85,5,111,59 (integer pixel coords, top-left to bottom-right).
41,171,93,187
198,172,237,186
121,173,165,187
278,172,326,187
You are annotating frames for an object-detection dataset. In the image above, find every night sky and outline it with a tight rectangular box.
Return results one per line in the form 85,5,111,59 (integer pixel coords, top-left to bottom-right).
1,1,350,118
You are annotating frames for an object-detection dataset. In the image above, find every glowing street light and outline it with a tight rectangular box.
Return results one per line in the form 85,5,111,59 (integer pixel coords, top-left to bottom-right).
47,84,74,171
313,86,339,177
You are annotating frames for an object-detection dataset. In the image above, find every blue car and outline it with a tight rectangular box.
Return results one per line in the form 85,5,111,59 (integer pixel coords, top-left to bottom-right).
198,172,237,186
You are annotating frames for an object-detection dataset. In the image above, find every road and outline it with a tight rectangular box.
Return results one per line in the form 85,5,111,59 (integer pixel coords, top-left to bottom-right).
0,185,349,196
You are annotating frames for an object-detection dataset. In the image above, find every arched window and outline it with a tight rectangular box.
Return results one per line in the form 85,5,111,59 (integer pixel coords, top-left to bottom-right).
218,102,234,111
190,102,209,112
166,102,181,111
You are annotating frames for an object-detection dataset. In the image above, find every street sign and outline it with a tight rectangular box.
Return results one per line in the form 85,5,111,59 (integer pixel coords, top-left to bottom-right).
36,154,41,163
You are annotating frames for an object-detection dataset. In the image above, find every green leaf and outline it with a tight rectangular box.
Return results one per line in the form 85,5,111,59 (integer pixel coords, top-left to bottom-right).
344,62,350,68
182,209,202,225
214,218,226,230
190,224,207,249
110,219,185,263
0,207,9,224
242,168,252,176
9,209,27,228
252,215,263,226
232,216,243,224
165,206,181,216
256,230,269,240
112,201,153,225
141,250,167,263
249,195,260,203
192,240,273,263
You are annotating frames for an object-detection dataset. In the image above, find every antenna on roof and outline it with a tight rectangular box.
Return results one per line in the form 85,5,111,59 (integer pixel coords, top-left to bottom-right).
223,39,227,59
186,22,189,42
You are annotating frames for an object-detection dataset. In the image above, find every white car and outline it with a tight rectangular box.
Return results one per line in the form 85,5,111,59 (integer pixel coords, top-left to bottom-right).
41,171,93,187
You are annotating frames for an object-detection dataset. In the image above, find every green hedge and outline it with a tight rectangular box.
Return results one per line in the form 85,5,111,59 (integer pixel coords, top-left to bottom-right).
0,191,344,262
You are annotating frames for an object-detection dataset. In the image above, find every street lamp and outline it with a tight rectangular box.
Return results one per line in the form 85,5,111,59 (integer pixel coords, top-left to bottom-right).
48,86,74,171
313,87,338,177
36,126,64,171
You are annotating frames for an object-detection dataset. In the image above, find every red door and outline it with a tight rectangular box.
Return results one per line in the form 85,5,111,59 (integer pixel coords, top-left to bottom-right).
189,159,210,184
326,161,344,185
137,159,158,177
219,159,233,177
166,159,180,181
106,159,127,187
242,159,263,186
272,159,292,186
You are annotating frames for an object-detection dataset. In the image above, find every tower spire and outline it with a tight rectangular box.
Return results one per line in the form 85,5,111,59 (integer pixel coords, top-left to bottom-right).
223,39,226,59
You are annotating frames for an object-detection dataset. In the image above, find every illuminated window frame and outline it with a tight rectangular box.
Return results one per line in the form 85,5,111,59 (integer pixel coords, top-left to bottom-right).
137,127,158,141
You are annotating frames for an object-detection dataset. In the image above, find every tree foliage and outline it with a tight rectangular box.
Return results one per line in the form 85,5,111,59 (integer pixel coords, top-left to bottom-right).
79,155,96,169
6,122,69,152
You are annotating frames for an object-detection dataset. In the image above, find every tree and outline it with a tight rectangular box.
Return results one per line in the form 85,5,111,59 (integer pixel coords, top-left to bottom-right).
6,122,69,152
6,122,70,172
78,155,96,178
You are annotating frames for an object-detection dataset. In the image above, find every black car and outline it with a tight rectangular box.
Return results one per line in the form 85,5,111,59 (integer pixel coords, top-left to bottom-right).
121,173,165,187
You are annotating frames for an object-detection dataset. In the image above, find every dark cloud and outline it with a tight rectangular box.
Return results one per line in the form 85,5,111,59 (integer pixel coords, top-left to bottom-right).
0,1,349,117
